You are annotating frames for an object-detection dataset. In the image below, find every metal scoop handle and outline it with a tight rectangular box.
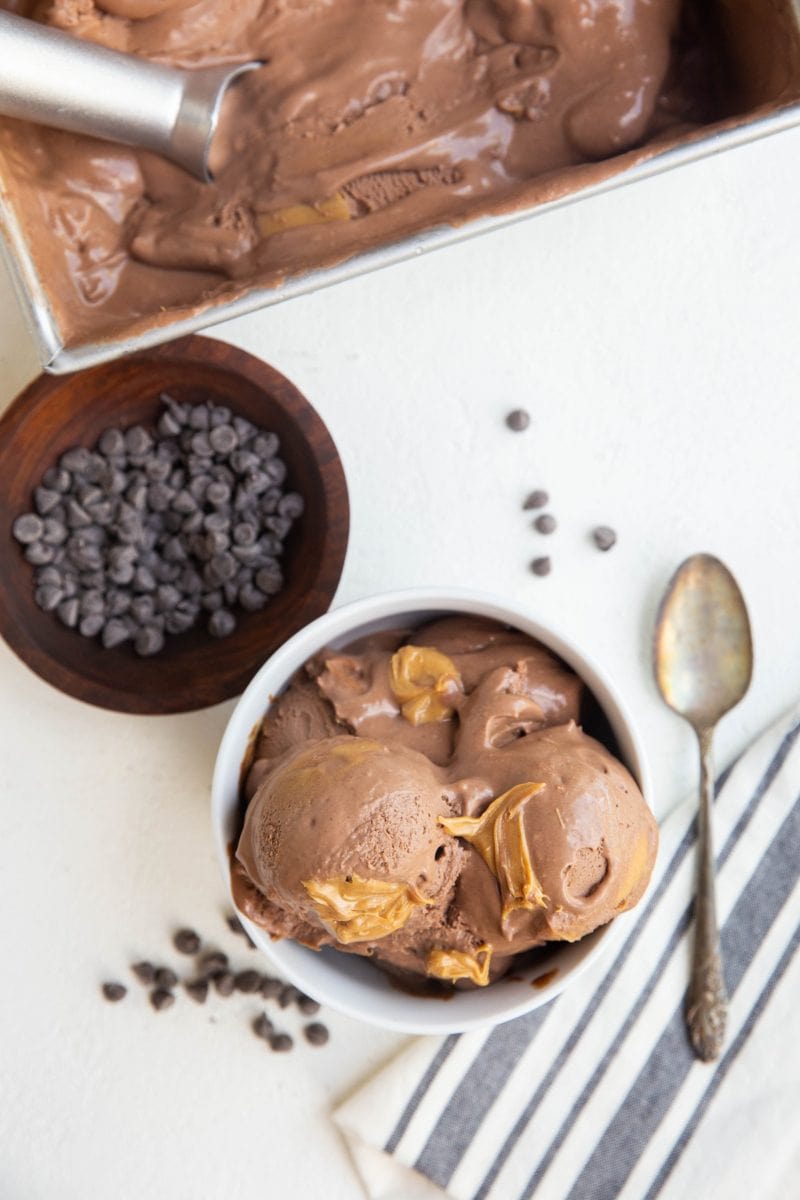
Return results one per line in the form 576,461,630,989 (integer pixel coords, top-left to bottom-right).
0,12,258,181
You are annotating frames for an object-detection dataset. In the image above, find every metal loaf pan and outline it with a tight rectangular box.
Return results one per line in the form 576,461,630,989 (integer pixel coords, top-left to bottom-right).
2,2,800,374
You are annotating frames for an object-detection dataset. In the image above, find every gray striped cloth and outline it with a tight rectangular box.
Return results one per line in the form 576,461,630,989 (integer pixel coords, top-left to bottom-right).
335,702,800,1200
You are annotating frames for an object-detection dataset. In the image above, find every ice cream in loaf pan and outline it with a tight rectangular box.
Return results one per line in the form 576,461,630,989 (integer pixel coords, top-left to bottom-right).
233,617,658,988
0,0,764,344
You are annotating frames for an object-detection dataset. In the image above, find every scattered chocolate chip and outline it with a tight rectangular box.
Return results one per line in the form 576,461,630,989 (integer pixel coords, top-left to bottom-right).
269,1032,293,1052
173,928,201,955
252,1012,274,1041
200,951,229,977
530,556,552,577
303,1022,329,1046
184,979,209,1004
150,988,175,1012
523,489,549,510
101,982,127,1002
131,961,157,985
278,984,300,1009
226,914,256,946
234,970,261,994
297,994,321,1016
214,971,236,997
155,967,178,990
505,408,530,432
260,977,282,999
592,525,617,552
534,514,557,535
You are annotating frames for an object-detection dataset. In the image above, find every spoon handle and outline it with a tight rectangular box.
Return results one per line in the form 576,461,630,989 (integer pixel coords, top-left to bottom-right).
686,726,728,1060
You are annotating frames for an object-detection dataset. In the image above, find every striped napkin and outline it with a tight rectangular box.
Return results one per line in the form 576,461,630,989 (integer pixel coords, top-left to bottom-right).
335,703,800,1200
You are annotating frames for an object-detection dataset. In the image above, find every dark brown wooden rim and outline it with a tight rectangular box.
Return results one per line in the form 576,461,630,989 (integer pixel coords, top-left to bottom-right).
0,335,349,714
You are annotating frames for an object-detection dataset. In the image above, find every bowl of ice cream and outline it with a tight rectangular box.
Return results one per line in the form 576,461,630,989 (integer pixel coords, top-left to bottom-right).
0,334,349,713
211,587,656,1034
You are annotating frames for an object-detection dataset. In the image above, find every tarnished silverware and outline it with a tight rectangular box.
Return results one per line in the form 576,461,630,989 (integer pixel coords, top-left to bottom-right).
654,553,753,1061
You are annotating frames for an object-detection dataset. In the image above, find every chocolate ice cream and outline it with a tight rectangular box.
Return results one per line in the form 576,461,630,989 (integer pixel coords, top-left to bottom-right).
233,616,658,988
3,1,795,345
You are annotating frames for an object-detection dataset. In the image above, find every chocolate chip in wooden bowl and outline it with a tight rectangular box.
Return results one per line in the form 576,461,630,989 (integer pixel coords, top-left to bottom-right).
592,525,617,552
303,1022,329,1047
173,928,201,955
101,982,127,1003
150,988,175,1012
505,408,530,432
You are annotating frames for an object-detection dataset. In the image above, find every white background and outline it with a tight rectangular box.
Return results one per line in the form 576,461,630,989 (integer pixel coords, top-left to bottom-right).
1,122,800,1198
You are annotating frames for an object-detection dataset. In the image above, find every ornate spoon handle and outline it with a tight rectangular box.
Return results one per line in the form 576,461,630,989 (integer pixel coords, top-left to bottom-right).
685,726,728,1061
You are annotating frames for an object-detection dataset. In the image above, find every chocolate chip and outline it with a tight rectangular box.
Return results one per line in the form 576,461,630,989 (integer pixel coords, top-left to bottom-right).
252,1012,274,1040
98,429,125,456
200,951,229,977
173,928,201,955
530,556,552,577
34,584,63,612
43,466,71,492
505,408,530,432
12,513,44,543
269,1033,293,1052
61,447,91,474
523,491,548,509
209,425,238,455
206,481,231,507
297,994,321,1016
131,961,157,985
102,619,130,649
239,583,267,612
24,541,53,565
184,979,208,1004
134,626,165,656
226,914,255,946
534,514,557,534
278,984,300,1009
255,566,283,595
150,988,175,1012
188,405,210,431
57,598,80,628
208,608,236,638
260,977,282,999
592,525,617,552
234,970,261,994
79,613,105,638
125,426,152,456
277,493,304,520
101,982,127,1002
155,967,178,990
214,971,236,997
303,1022,329,1046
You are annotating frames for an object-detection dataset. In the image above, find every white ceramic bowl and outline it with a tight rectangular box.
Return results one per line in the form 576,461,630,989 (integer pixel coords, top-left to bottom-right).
211,588,652,1034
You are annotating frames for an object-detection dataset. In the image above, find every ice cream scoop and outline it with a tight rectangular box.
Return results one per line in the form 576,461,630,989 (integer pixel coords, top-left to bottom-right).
0,10,260,180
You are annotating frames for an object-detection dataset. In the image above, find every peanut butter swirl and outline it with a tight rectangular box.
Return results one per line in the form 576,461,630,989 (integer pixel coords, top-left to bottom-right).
303,873,434,944
389,645,463,725
427,944,493,986
439,783,549,925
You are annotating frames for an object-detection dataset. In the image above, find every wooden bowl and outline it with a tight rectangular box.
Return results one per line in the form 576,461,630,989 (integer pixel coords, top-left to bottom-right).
0,335,349,714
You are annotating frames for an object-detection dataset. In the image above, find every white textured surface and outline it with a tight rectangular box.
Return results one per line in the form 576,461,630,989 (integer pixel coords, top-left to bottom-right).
1,123,800,1199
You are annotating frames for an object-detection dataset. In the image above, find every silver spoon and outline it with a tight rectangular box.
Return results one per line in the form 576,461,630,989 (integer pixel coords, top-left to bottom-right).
0,11,260,181
654,553,753,1061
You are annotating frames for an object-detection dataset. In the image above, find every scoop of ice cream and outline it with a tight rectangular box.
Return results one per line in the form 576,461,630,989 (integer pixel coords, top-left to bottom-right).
236,735,461,948
441,722,658,960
